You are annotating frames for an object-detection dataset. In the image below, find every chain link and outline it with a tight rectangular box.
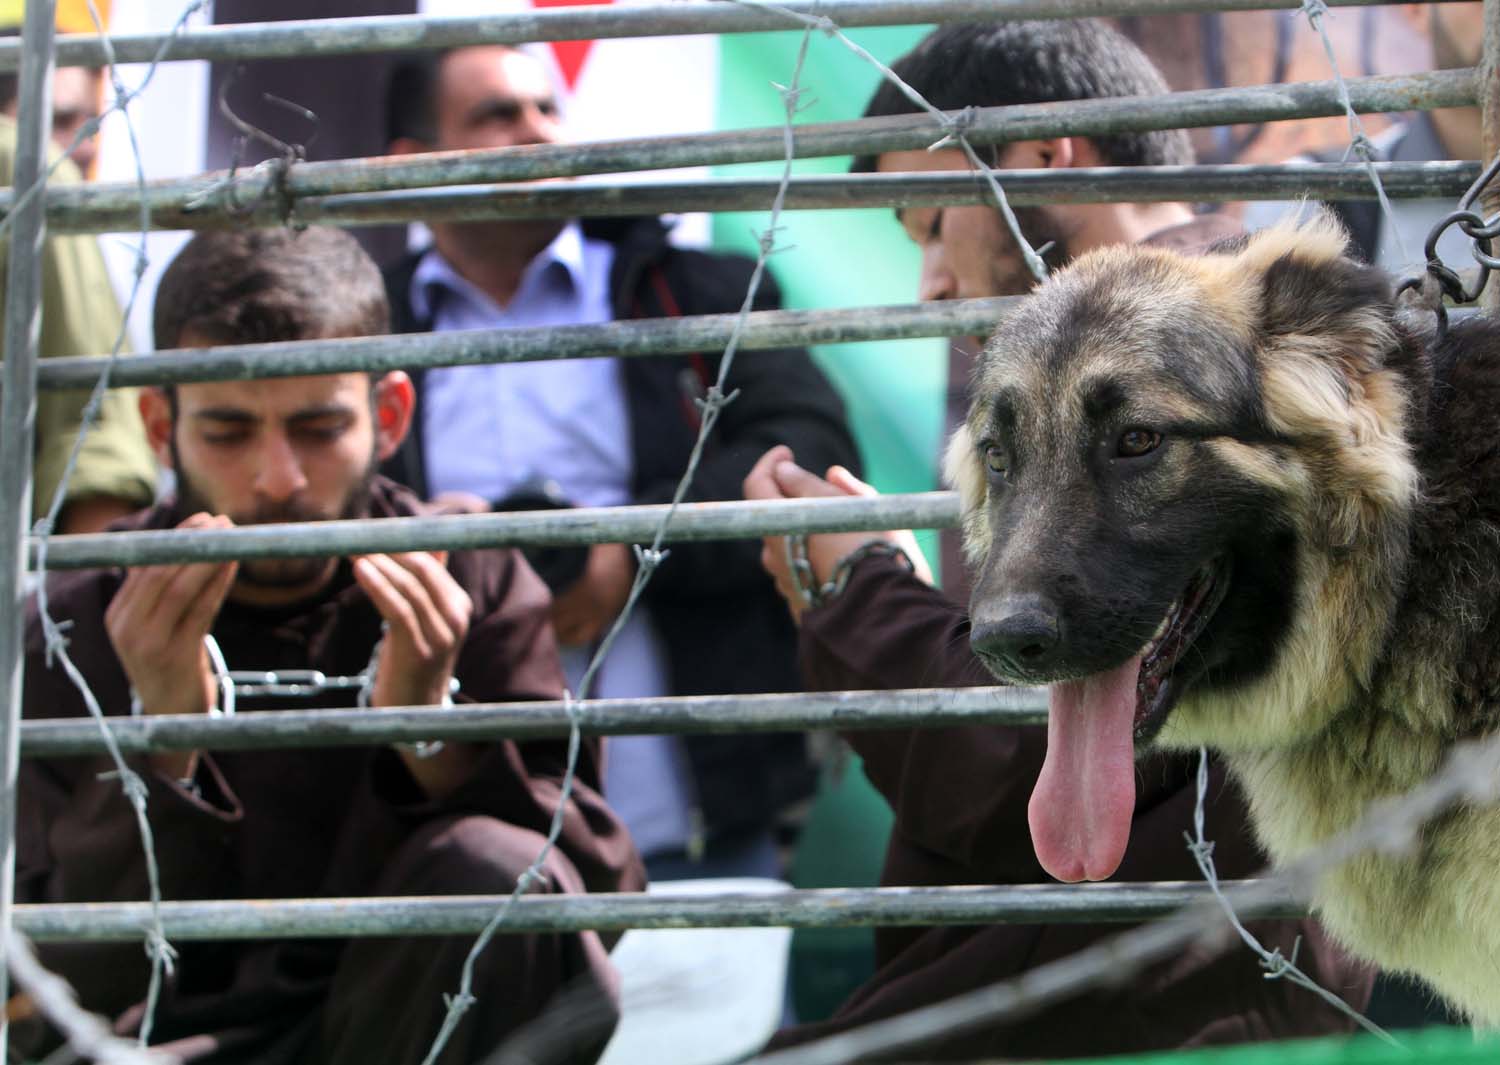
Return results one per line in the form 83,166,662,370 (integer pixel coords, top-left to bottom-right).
1396,148,1500,327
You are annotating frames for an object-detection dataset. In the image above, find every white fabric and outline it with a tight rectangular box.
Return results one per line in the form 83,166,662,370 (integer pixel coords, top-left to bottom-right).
600,879,793,1065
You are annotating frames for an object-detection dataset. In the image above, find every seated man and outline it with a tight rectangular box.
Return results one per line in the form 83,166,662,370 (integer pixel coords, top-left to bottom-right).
16,226,644,1065
743,19,1372,1059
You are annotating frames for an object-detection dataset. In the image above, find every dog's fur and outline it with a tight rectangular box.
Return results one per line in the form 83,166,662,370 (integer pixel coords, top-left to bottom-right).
953,212,1500,1024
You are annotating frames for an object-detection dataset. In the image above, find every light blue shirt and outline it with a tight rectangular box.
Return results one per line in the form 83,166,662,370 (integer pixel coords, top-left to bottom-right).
412,225,695,860
414,224,631,508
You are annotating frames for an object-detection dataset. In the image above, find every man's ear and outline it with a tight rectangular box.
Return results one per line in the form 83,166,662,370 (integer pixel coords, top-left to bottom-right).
372,371,416,460
996,137,1085,171
138,387,175,468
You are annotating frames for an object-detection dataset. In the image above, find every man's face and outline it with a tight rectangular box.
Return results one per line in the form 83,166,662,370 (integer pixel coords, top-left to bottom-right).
878,146,1072,301
52,66,102,175
432,46,562,152
155,369,384,593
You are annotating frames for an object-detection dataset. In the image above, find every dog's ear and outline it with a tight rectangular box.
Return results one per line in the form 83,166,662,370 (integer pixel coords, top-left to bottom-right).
1229,210,1416,546
1237,210,1398,377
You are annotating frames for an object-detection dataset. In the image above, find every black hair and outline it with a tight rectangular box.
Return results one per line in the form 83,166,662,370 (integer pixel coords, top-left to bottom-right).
154,226,389,350
384,49,449,147
851,19,1193,173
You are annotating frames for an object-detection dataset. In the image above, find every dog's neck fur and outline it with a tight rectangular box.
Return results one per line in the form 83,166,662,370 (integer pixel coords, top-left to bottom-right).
1231,316,1494,862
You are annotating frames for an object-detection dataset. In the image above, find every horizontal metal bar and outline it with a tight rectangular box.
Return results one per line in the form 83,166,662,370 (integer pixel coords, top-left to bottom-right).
33,492,962,570
21,687,1045,757
36,297,1014,391
0,68,1473,227
13,882,1305,941
33,162,1479,234
0,0,1448,71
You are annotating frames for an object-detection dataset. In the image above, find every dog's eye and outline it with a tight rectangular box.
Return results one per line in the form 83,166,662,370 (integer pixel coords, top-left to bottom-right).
1117,429,1162,458
983,444,1008,478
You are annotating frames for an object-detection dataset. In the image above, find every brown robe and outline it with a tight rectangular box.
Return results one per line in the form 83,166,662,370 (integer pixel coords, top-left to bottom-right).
770,551,1376,1059
16,477,646,1065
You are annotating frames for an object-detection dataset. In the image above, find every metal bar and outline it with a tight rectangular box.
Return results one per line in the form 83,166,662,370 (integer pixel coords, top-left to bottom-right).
0,1,55,1052
32,492,962,571
20,687,1045,757
0,68,1474,227
28,162,1480,235
12,881,1307,941
0,0,1457,71
1483,0,1500,314
36,297,1015,391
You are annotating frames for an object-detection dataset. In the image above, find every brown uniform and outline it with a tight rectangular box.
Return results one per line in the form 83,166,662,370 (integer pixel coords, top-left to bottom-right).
17,478,645,1065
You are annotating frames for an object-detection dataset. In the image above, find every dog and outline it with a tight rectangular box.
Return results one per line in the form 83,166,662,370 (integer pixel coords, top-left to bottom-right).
950,212,1500,1025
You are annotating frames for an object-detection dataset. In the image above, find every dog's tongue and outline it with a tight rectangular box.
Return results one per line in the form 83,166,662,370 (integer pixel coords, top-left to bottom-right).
1027,656,1141,882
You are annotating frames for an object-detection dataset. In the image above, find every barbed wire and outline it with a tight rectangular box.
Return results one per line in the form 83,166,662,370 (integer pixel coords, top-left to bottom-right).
1184,747,1395,1044
416,15,822,1065
5,929,169,1065
19,0,208,1051
1298,0,1409,265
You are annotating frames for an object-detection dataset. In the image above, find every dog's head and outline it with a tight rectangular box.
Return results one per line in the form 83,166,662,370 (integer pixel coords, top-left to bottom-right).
951,212,1420,881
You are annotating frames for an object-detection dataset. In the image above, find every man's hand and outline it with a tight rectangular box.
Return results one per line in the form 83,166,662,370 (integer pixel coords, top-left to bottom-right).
353,551,481,801
104,512,238,783
744,445,933,623
105,512,238,717
550,542,635,648
353,551,472,709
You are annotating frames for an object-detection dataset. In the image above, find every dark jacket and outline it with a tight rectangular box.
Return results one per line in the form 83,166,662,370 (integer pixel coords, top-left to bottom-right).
381,218,863,841
771,553,1376,1057
17,478,645,1054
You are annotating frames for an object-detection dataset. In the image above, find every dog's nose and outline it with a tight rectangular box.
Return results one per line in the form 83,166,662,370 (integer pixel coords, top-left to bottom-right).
971,595,1062,672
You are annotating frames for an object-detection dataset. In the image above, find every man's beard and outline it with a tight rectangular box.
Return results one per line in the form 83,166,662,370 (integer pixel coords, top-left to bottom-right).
991,205,1076,296
171,440,378,592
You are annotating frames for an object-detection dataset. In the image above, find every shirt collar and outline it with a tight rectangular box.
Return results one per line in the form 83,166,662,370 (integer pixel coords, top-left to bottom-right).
410,221,588,322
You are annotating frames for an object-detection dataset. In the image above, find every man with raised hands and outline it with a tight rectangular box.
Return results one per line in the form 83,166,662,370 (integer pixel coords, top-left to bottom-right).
15,225,643,1065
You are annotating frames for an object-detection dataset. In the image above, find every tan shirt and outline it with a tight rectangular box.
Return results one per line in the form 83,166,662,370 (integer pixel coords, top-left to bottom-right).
0,113,157,521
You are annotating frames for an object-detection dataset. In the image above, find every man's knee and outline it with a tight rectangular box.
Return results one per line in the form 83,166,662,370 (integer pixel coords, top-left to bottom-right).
381,814,566,897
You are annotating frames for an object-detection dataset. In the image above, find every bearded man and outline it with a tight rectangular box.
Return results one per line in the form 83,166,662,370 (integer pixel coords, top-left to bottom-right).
16,226,644,1065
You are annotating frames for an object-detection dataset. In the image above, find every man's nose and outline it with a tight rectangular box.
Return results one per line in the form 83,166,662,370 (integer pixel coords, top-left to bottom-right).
254,434,309,501
918,244,956,302
970,594,1064,673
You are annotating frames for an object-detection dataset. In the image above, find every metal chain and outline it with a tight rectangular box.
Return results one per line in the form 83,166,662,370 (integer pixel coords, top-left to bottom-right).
784,536,913,610
1396,147,1500,324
